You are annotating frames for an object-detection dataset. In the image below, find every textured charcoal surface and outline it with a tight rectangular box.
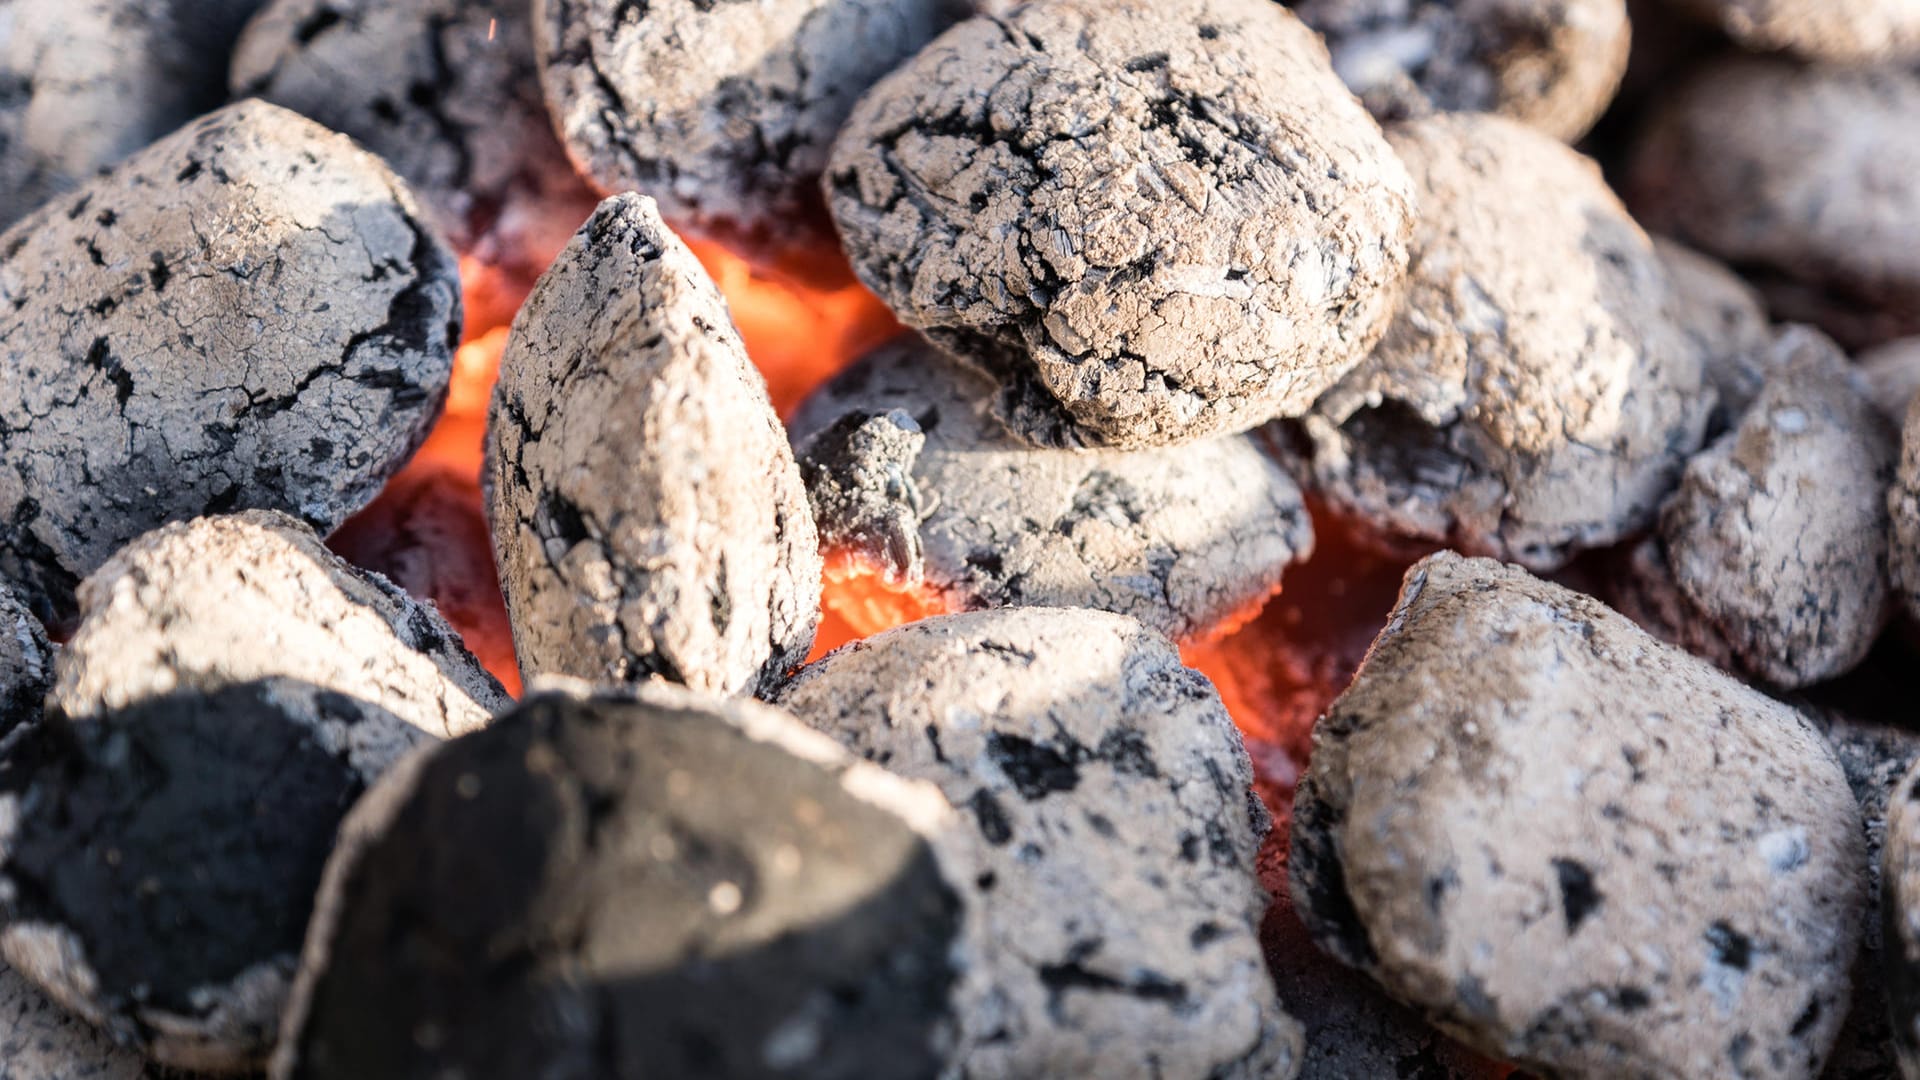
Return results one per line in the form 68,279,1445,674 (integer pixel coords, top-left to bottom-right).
1288,113,1713,571
1671,0,1920,63
536,0,968,251
1290,553,1867,1079
0,0,267,229
1629,58,1920,351
826,0,1415,449
274,683,967,1080
0,960,160,1080
1860,338,1920,426
776,608,1303,1078
1654,236,1775,431
0,577,49,744
1890,381,1920,626
1884,750,1920,1079
1284,0,1630,141
232,0,599,277
52,511,507,741
0,679,411,1071
0,99,461,626
486,193,821,696
788,338,1312,642
1615,328,1895,689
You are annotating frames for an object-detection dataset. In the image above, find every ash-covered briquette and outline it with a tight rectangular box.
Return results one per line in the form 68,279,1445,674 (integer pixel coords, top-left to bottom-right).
0,578,50,743
1284,0,1630,141
1668,0,1920,63
0,677,430,1072
535,0,968,252
1862,338,1920,426
0,961,158,1080
231,0,599,279
0,99,461,626
826,0,1416,450
776,608,1303,1078
487,194,821,697
1655,236,1775,429
788,338,1312,643
0,0,267,229
1882,753,1920,1078
273,683,968,1080
1887,382,1920,627
1614,328,1895,689
1287,113,1713,572
1290,553,1867,1079
52,512,508,739
1629,58,1920,351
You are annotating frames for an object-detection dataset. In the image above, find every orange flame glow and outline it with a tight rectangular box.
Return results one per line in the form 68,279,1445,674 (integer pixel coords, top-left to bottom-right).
808,551,958,662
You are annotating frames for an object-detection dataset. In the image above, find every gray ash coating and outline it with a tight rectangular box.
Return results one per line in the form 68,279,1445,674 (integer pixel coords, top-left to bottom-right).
1614,328,1896,690
0,577,49,743
1860,337,1920,425
1883,754,1920,1079
789,337,1312,642
274,684,966,1080
0,679,414,1072
1284,0,1630,141
1285,112,1713,571
776,608,1303,1078
0,99,462,627
232,0,600,278
1885,368,1920,629
1654,236,1775,432
1669,0,1920,63
535,0,969,253
1628,57,1920,351
0,961,159,1080
826,0,1416,450
486,194,820,697
0,0,267,229
1291,553,1866,1079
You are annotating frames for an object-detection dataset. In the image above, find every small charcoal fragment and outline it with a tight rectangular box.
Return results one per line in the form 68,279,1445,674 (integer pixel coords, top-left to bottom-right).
827,0,1416,449
232,0,599,280
1629,58,1920,350
0,960,156,1080
788,338,1312,642
0,678,429,1071
1615,328,1895,689
52,511,508,739
273,682,969,1080
777,608,1303,1078
1655,235,1775,428
1291,553,1866,1078
0,577,50,742
0,0,266,228
486,194,821,696
0,99,462,625
1285,0,1630,141
1289,113,1713,570
536,0,968,251
1862,337,1920,425
1666,0,1920,63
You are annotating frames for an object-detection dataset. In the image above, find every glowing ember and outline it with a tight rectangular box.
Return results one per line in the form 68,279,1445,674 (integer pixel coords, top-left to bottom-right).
809,550,957,661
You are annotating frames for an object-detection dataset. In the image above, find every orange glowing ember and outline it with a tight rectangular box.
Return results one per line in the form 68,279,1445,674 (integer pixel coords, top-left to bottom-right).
808,550,956,661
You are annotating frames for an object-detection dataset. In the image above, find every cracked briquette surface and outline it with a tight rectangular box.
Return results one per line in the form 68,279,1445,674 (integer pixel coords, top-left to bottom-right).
0,677,421,1071
1614,328,1895,690
485,193,821,697
52,511,508,741
1284,0,1630,142
535,0,969,251
1655,236,1775,431
787,337,1312,643
232,0,600,277
776,608,1303,1079
1286,113,1713,572
1290,553,1866,1079
273,683,968,1080
0,577,49,743
0,0,267,229
0,99,462,627
0,960,161,1080
1628,57,1920,351
1859,337,1920,426
1669,0,1920,63
825,0,1416,450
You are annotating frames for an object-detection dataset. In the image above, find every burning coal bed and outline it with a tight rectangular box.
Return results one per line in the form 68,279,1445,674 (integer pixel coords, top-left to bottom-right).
6,0,1920,1078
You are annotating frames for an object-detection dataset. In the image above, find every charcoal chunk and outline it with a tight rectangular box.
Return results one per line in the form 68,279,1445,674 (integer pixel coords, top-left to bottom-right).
1655,235,1775,429
1291,553,1866,1078
826,0,1416,449
777,608,1303,1078
789,338,1312,642
486,194,820,696
272,683,969,1080
1667,0,1920,63
0,99,462,625
0,577,50,743
536,0,968,252
1861,337,1920,425
1285,0,1630,141
1289,113,1713,570
0,960,158,1080
1879,745,1920,1079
